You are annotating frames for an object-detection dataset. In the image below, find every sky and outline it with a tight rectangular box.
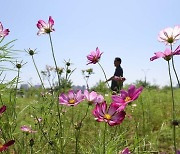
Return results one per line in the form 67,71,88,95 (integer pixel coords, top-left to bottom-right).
1,0,180,88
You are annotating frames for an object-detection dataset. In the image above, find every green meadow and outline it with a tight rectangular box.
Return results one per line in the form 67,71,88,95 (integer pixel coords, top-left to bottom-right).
1,86,180,153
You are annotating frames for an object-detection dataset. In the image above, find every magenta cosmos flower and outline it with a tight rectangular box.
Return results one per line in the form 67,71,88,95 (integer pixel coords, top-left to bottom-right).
120,147,131,154
112,85,143,111
84,90,104,105
0,140,15,152
158,26,180,44
59,90,84,106
0,105,6,115
87,47,103,65
93,101,126,126
0,22,10,38
150,45,180,61
21,126,37,133
37,16,55,35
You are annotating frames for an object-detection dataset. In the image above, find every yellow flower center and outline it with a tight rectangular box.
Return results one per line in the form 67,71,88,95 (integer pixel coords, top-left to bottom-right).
69,99,75,104
125,96,131,102
104,114,111,120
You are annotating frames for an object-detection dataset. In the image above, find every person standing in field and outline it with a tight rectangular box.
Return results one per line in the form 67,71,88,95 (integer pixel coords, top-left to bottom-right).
105,57,125,93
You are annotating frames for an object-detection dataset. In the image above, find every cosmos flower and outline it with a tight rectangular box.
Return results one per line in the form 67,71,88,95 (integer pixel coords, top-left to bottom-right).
84,90,104,105
150,45,180,61
37,16,55,35
20,126,37,133
84,90,98,103
87,47,103,64
112,85,143,111
59,90,84,106
0,105,6,115
0,22,10,37
158,26,180,45
0,140,15,152
93,94,104,104
93,101,126,126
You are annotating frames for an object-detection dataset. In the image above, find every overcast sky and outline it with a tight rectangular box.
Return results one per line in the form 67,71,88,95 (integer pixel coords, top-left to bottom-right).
1,0,180,88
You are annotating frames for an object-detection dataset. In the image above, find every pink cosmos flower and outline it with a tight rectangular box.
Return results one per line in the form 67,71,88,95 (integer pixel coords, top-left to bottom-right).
87,47,103,65
84,90,98,103
37,16,55,35
0,105,6,115
20,126,37,133
120,147,131,154
0,22,10,38
94,94,104,104
158,26,180,44
0,140,15,152
84,90,104,105
150,45,180,61
112,85,143,111
59,90,84,106
93,101,126,126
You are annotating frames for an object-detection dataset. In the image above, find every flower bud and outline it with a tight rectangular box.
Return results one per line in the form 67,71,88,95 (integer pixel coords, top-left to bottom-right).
28,49,35,56
67,69,71,74
66,62,71,66
29,139,34,147
16,63,22,69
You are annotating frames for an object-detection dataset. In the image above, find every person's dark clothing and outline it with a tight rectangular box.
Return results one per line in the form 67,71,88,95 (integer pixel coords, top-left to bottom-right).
111,65,123,92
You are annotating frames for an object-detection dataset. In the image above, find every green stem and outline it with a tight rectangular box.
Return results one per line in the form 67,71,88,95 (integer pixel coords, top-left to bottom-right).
80,105,89,123
14,68,20,98
71,107,74,125
103,122,107,154
13,67,20,119
48,33,63,153
167,60,176,153
75,105,89,154
48,33,61,88
170,44,180,88
31,55,45,89
75,129,80,154
30,146,33,154
98,62,110,88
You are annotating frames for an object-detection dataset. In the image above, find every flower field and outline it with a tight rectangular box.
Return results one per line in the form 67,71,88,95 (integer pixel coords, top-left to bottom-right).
0,17,180,154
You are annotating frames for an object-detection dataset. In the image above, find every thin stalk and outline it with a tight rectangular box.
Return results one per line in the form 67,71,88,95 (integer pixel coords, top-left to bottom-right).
71,107,74,125
75,129,80,154
167,60,176,153
31,55,45,89
103,122,107,154
30,146,33,154
12,67,20,120
80,105,89,123
48,33,61,87
48,33,63,153
85,77,89,90
14,68,20,98
170,44,180,88
75,105,89,154
97,62,110,88
35,116,57,151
